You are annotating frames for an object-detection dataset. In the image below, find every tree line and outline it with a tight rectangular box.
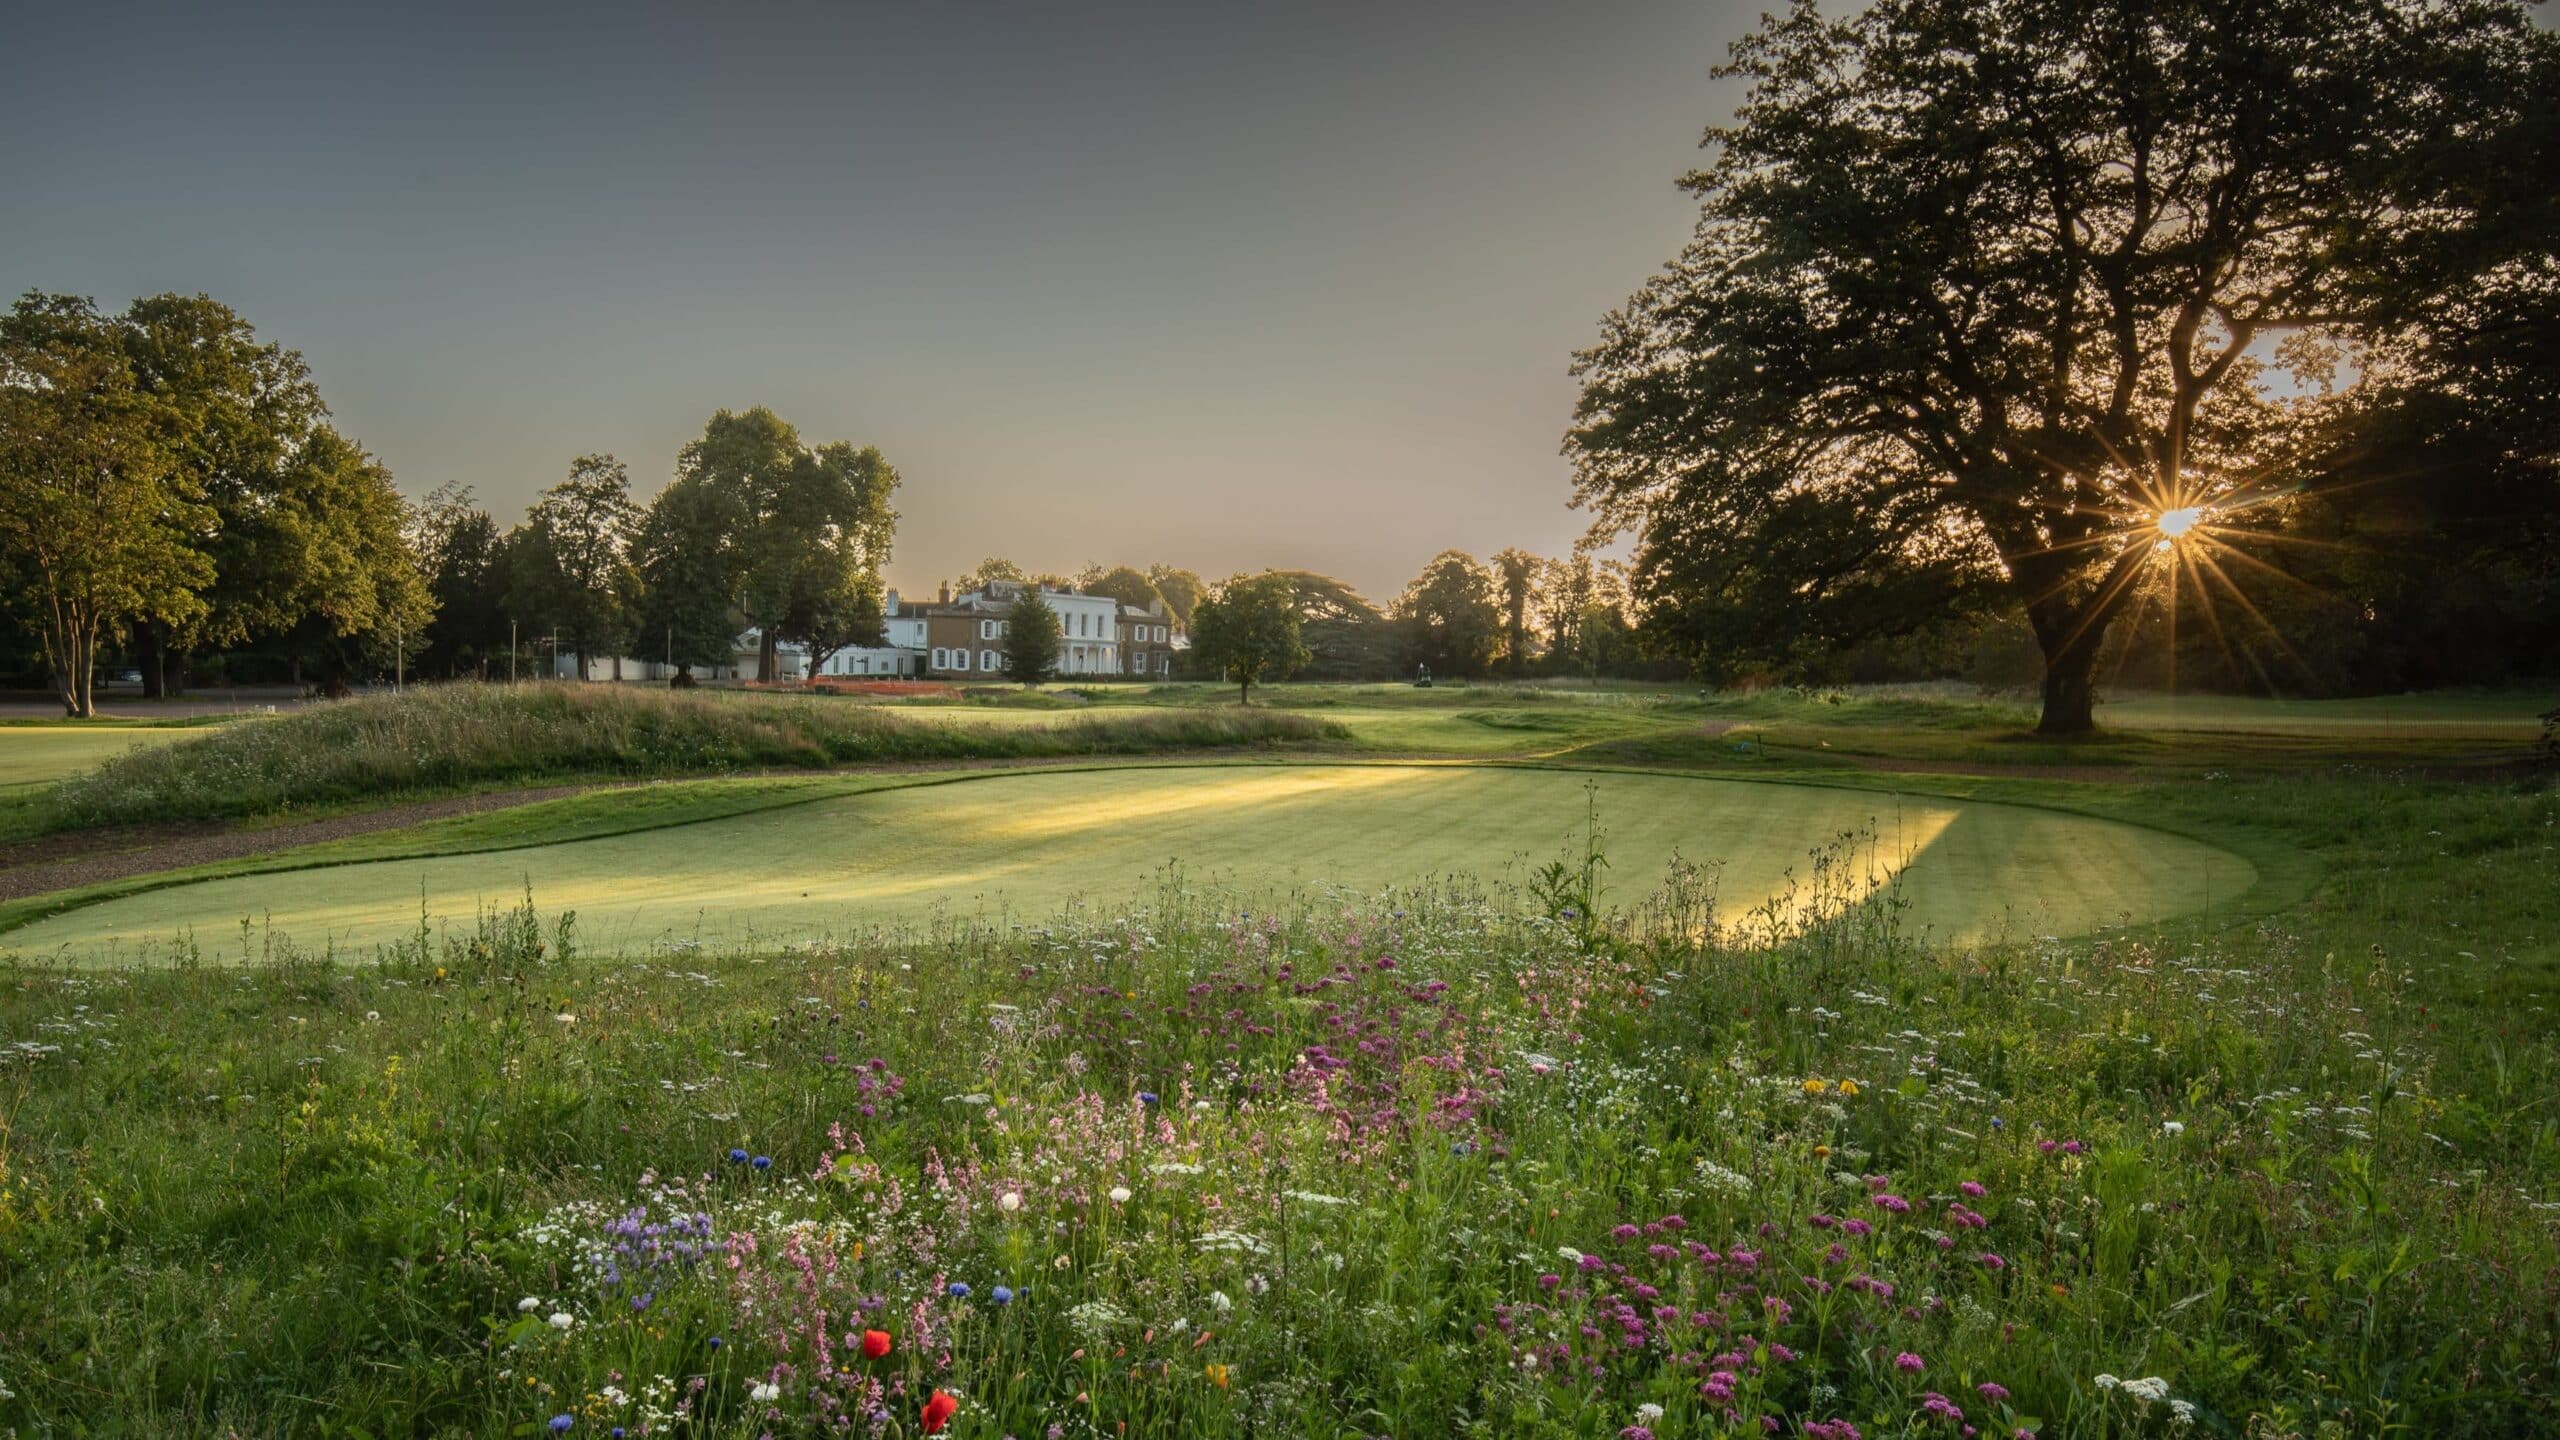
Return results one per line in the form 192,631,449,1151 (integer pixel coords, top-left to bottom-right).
414,406,898,686
946,549,1664,697
0,293,426,716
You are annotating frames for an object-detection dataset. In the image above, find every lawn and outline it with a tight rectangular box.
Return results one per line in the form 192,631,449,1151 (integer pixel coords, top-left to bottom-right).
0,764,2256,962
0,723,198,789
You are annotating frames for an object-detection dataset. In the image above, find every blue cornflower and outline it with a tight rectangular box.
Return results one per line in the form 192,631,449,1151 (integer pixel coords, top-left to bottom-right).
727,1148,749,1163
549,1418,573,1434
1989,1116,2005,1131
947,1281,971,1299
612,1431,627,1440
707,1335,723,1350
751,1155,773,1170
1137,1091,1160,1107
990,1285,1014,1305
631,1292,653,1311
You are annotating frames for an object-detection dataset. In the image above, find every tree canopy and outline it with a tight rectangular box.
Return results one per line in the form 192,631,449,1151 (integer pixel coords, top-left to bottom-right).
1076,565,1166,615
1393,550,1501,680
1189,573,1308,704
0,294,207,715
1568,0,2557,731
675,409,899,681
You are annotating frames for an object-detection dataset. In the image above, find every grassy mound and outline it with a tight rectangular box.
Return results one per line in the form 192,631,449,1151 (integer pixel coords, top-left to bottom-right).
45,683,1341,828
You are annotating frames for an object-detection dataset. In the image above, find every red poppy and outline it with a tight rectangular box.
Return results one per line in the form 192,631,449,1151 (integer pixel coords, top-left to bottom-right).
861,1329,893,1360
921,1390,959,1434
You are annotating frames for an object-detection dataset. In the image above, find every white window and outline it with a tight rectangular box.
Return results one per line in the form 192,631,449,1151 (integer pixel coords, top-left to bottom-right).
980,648,998,671
931,647,946,669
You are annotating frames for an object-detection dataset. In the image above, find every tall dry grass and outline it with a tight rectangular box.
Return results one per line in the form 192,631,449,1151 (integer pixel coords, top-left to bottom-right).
47,683,1342,827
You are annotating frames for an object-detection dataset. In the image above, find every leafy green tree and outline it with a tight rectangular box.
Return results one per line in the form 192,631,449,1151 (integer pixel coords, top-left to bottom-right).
0,293,208,716
771,443,897,675
676,409,802,680
1189,573,1309,704
1145,565,1206,628
118,293,325,695
1492,548,1540,676
957,557,1027,594
280,426,433,672
629,475,746,684
523,454,639,680
1568,0,2554,732
1255,569,1391,680
673,409,899,682
1077,565,1165,614
1002,589,1062,686
412,483,511,677
1393,550,1501,680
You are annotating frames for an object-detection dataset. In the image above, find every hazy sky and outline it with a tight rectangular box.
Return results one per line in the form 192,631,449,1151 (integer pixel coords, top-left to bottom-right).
4,1,1755,602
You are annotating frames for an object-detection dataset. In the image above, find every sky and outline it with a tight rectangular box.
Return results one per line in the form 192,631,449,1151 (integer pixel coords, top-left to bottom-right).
3,1,1757,603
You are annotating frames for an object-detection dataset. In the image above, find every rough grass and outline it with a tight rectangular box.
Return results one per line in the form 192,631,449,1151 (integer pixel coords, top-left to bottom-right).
42,683,1343,829
0,775,2550,1436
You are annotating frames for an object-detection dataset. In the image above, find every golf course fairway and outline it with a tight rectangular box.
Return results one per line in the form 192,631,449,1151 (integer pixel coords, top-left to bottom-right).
3,764,2256,962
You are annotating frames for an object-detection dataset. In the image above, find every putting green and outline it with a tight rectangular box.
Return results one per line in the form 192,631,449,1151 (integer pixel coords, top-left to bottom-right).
0,726,191,788
3,765,2255,962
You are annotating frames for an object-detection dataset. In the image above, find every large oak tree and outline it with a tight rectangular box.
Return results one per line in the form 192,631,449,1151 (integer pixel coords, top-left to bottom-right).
1568,0,2554,732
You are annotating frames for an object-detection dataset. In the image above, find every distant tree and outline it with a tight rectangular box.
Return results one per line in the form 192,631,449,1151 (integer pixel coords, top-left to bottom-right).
261,427,433,688
1145,565,1206,627
675,409,900,682
525,454,639,680
0,293,208,716
1256,569,1392,680
1492,548,1540,676
957,557,1027,594
1536,555,1592,661
1189,573,1308,704
412,484,510,677
1002,589,1062,686
1393,550,1501,680
1568,0,2555,731
629,474,746,684
1077,564,1165,614
771,442,898,674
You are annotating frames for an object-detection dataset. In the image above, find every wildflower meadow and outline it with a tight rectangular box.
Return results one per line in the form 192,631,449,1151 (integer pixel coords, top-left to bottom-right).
2,769,2552,1437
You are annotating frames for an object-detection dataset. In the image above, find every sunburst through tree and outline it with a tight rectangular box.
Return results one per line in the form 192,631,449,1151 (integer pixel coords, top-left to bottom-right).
1567,0,2555,733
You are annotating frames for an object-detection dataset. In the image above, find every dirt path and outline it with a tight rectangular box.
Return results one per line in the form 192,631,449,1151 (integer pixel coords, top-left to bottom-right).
0,786,588,904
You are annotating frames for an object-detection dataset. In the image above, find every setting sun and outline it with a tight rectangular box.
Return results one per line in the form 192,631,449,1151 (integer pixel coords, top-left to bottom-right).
2155,506,2205,539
